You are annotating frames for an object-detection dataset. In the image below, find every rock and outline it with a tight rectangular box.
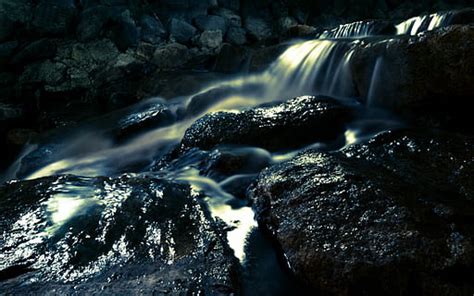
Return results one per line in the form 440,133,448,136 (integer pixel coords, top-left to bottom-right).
0,103,23,121
277,16,298,33
140,15,167,44
152,42,190,69
225,26,247,45
20,60,67,86
115,100,176,140
211,7,242,27
249,43,289,72
0,41,18,64
350,25,474,131
0,0,34,24
109,18,139,51
201,146,272,181
169,18,198,44
0,175,239,294
179,95,355,152
218,0,240,11
284,24,319,39
214,43,250,73
31,0,77,35
76,5,111,42
0,15,14,42
244,17,273,41
11,38,57,65
250,130,474,295
194,15,227,33
198,30,223,49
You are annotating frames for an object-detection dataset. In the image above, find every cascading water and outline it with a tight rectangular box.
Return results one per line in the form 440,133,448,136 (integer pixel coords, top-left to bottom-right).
395,11,453,35
3,21,410,292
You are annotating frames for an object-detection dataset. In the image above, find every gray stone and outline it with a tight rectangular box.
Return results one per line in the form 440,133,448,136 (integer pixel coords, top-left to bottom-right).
0,41,18,63
76,5,111,42
32,0,77,35
218,0,240,11
140,15,167,44
198,30,223,49
277,16,298,33
169,18,197,44
213,43,250,73
11,39,57,65
0,0,33,24
226,26,247,45
0,15,14,42
0,103,23,121
212,7,242,27
152,42,190,69
244,17,273,41
20,60,67,86
194,15,227,32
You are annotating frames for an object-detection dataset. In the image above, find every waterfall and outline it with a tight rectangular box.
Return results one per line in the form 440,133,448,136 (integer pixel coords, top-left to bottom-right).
396,12,453,35
11,36,394,266
320,20,387,38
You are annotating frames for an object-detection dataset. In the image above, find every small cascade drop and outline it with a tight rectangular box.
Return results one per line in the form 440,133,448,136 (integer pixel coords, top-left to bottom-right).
396,12,453,35
320,20,394,39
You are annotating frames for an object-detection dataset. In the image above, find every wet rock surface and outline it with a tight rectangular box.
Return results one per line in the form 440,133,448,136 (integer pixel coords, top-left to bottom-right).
350,25,474,131
250,130,474,295
0,175,239,294
180,95,355,152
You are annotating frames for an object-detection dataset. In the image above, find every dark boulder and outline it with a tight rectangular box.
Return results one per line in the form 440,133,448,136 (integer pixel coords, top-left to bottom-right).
180,95,355,152
140,15,167,44
169,18,198,44
214,43,251,72
0,41,18,64
115,100,176,140
218,0,240,11
250,130,474,295
109,19,139,51
152,42,190,69
244,17,273,42
350,25,474,131
10,38,58,65
31,0,77,36
76,5,111,42
194,15,228,33
0,175,240,294
225,26,247,45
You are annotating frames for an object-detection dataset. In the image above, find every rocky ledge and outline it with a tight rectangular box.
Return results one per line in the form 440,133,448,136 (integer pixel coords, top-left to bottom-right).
250,130,474,295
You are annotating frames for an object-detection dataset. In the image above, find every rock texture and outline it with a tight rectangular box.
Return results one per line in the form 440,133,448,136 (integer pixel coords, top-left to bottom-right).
180,96,355,152
350,25,474,131
250,130,474,295
0,175,240,294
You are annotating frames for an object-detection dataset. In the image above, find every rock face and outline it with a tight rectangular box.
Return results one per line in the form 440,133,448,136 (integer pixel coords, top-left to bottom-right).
250,130,474,295
180,96,355,152
350,25,474,131
0,175,239,294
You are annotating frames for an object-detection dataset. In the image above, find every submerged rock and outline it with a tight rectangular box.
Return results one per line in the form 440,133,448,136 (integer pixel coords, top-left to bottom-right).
180,95,355,152
250,130,474,295
0,175,239,294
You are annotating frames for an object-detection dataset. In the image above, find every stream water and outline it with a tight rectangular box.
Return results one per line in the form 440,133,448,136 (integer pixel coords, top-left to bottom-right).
1,11,457,294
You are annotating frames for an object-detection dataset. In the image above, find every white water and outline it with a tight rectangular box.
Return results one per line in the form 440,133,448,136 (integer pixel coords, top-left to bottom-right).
9,35,397,263
396,12,453,35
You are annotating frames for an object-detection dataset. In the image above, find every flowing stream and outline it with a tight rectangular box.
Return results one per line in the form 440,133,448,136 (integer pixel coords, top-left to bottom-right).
2,13,459,293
